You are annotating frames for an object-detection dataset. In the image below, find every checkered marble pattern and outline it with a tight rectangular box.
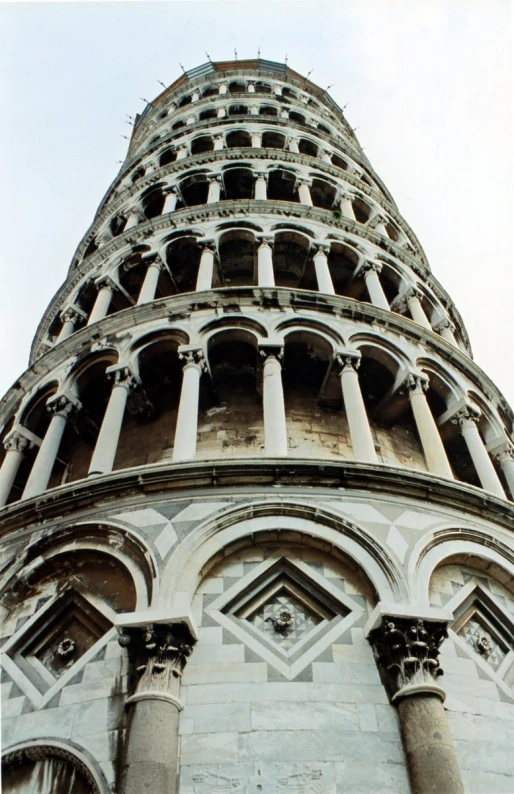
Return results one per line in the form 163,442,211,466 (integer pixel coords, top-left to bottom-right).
249,591,322,650
458,618,507,671
429,564,514,618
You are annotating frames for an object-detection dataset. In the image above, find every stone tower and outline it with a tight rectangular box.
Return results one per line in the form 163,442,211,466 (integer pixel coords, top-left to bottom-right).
1,59,513,794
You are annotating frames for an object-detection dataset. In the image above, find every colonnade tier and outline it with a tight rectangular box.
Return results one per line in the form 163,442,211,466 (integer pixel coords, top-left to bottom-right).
32,210,470,361
1,318,512,507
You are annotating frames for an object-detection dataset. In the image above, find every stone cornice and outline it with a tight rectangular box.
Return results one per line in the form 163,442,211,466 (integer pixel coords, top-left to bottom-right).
5,289,507,432
32,204,468,360
0,457,513,538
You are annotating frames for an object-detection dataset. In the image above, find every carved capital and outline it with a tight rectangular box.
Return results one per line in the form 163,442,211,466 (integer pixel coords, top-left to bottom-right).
258,236,274,249
178,348,206,370
60,305,87,325
433,317,455,333
336,354,360,373
198,239,216,254
259,345,284,363
107,366,155,418
314,243,331,256
254,172,269,183
491,441,514,464
207,175,222,184
297,177,313,187
368,616,448,699
404,373,429,396
3,430,30,454
107,366,139,392
368,214,388,230
118,623,196,699
94,274,119,293
452,405,481,430
359,259,382,277
403,285,424,302
46,393,81,420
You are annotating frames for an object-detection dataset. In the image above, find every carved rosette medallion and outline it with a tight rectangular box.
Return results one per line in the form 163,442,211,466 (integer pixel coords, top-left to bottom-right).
368,616,448,700
118,623,196,699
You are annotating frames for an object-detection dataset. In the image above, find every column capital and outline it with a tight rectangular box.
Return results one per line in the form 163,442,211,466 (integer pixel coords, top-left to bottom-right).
178,347,206,371
60,304,87,324
433,317,455,334
404,373,429,395
142,252,166,271
253,171,269,183
125,206,145,221
106,365,139,392
452,405,481,429
297,177,313,187
94,274,119,292
259,344,284,362
3,430,30,454
490,440,514,464
358,259,383,276
335,354,360,372
368,213,388,229
198,238,216,253
391,286,422,313
118,622,196,702
207,175,222,184
258,235,274,249
404,285,424,301
313,243,331,256
213,133,224,143
368,615,448,702
163,185,178,197
46,393,81,420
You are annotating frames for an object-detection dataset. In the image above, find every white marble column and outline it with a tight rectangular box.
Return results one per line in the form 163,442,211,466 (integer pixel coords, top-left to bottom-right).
313,245,335,294
176,145,188,160
172,350,205,463
368,213,389,236
163,189,178,214
250,105,259,116
88,367,136,476
23,394,80,499
254,173,268,200
288,138,300,153
405,375,453,478
359,261,390,310
97,227,114,249
247,82,255,93
57,306,86,343
125,207,144,231
207,176,221,204
337,356,376,462
213,135,225,151
217,107,226,118
257,238,275,287
340,193,356,220
88,277,117,325
196,242,215,291
260,348,287,456
251,132,262,148
453,408,506,497
321,150,332,164
191,90,200,102
434,318,458,346
219,83,228,95
297,178,313,206
405,287,432,330
137,257,164,305
0,431,30,507
491,443,514,500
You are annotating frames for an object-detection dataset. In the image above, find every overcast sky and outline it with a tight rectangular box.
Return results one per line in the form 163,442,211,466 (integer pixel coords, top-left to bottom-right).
0,1,512,411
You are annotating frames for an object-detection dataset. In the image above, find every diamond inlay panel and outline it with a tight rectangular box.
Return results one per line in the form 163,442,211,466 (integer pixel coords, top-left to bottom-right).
458,615,508,671
247,588,323,650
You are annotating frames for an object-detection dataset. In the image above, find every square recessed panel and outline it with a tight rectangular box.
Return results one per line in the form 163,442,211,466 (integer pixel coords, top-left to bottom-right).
205,557,364,678
457,611,509,671
2,588,114,707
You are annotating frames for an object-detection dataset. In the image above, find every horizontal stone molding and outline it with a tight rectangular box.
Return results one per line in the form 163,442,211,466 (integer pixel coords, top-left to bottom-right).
0,457,513,538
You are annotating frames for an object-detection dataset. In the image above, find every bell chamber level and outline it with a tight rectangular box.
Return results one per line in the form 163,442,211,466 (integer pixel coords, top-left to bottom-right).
1,60,513,794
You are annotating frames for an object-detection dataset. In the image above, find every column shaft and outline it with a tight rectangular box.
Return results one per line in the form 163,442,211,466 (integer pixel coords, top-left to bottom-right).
340,362,376,462
363,269,389,310
340,195,356,220
125,210,141,230
0,447,25,507
298,181,313,205
262,355,288,456
196,248,215,291
213,136,224,151
313,250,335,294
137,261,162,305
163,191,178,213
172,361,203,462
460,419,505,497
207,179,221,203
407,294,432,330
88,382,130,476
57,317,76,342
88,285,113,325
22,413,68,499
408,384,453,478
251,133,262,148
398,695,464,794
254,176,267,200
122,700,180,794
288,139,300,153
257,242,274,287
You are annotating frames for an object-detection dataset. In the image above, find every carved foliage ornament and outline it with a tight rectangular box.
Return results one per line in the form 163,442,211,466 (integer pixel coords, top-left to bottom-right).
368,617,448,697
118,622,196,697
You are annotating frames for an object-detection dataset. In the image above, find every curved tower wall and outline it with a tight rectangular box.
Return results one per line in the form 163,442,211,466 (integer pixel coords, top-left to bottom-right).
1,60,514,794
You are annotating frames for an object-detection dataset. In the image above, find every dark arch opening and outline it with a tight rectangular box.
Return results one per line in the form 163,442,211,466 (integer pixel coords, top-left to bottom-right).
268,170,298,202
262,131,285,149
298,139,318,157
226,130,251,148
217,231,256,287
191,136,214,155
223,168,253,201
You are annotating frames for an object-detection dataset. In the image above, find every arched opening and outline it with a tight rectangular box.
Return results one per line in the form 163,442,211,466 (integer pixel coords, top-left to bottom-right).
178,94,192,107
318,124,331,135
142,186,165,219
228,104,248,116
327,243,361,298
267,169,299,202
178,173,209,207
202,86,218,98
298,138,318,157
197,331,262,458
228,81,246,94
216,231,256,287
165,236,202,294
259,105,278,117
255,81,272,94
75,280,98,318
352,198,372,223
110,213,127,237
282,87,296,99
131,166,145,183
290,111,306,125
223,168,253,201
115,337,184,469
83,238,97,259
199,108,217,121
118,252,148,303
58,355,118,485
283,331,343,458
172,120,186,131
159,148,177,167
226,130,251,148
3,749,99,794
332,153,348,170
191,136,214,155
376,260,402,305
311,178,337,210
273,232,314,290
262,131,285,149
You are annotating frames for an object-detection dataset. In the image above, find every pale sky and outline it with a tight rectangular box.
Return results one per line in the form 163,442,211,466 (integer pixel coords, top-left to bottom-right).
0,1,512,413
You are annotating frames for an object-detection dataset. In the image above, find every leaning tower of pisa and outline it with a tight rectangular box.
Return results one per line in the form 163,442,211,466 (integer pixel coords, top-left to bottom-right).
1,59,514,794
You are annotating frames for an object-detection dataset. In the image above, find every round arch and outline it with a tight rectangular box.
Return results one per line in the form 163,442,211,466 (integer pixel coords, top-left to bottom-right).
2,740,109,794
